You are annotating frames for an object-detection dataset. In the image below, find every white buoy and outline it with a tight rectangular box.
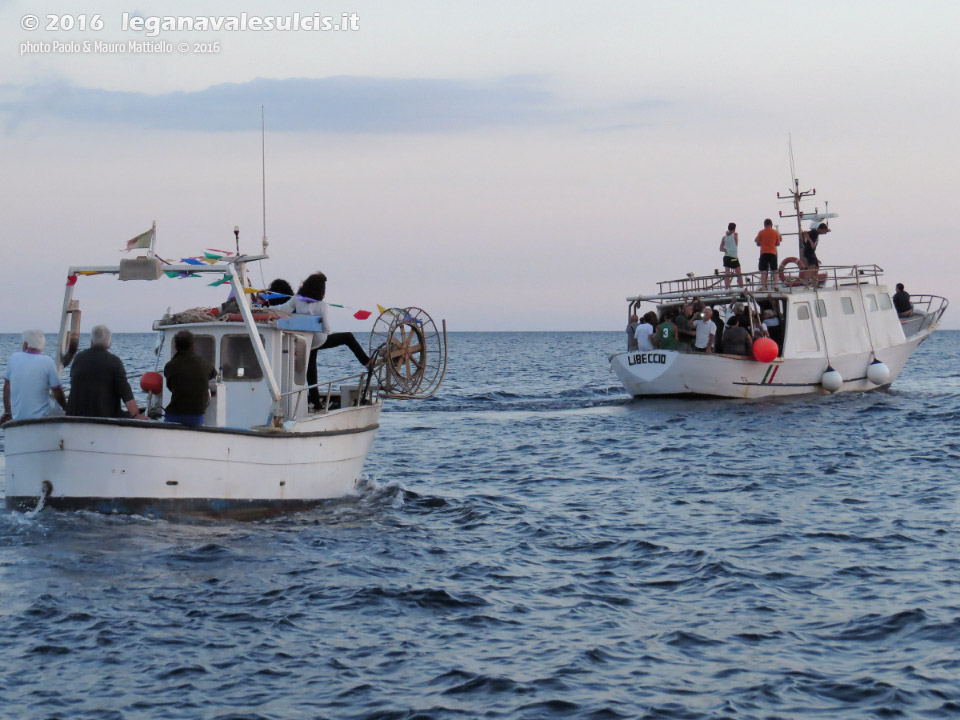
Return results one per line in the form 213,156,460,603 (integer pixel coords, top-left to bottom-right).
821,367,843,392
867,360,890,385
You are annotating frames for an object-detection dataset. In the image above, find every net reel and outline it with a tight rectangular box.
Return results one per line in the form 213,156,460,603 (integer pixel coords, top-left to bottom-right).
368,307,447,399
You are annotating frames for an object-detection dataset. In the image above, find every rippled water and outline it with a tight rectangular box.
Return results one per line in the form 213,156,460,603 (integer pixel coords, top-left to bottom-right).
2,331,959,719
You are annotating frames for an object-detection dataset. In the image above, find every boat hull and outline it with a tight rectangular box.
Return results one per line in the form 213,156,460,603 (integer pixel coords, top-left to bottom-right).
611,335,925,399
3,404,381,519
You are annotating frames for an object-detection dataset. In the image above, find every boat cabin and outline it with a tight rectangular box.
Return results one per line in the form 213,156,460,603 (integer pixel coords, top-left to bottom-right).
629,264,947,360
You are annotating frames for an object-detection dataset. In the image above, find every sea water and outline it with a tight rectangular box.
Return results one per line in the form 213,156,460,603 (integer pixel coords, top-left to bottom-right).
1,331,959,719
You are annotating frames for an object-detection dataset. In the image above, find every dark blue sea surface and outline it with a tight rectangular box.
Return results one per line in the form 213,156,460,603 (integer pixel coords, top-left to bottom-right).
2,330,959,719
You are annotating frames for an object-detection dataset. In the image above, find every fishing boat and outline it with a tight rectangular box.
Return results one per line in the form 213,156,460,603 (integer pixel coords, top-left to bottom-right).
3,229,447,518
611,180,948,398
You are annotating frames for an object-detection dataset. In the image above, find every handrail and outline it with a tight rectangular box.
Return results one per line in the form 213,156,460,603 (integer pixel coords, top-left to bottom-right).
280,371,376,414
631,264,886,303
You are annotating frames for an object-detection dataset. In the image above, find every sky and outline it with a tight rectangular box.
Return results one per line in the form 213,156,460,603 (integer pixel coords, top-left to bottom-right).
1,0,957,332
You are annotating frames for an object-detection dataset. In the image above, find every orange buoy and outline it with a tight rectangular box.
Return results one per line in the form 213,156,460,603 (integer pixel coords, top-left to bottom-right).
140,371,163,395
753,337,778,363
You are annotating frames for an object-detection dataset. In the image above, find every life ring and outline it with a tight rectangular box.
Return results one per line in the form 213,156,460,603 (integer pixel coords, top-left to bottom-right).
778,257,804,287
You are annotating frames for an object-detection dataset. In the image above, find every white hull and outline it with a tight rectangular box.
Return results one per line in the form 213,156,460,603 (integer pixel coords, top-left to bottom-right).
612,336,924,399
3,403,381,518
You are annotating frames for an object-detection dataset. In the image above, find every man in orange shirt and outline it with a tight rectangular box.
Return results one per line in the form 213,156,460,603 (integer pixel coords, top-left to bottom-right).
755,218,781,290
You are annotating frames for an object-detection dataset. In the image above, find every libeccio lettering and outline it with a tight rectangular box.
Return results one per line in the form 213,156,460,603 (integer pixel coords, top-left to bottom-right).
627,353,667,366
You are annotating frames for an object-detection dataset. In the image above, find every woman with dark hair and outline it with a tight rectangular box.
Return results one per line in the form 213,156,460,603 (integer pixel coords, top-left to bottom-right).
263,278,294,307
275,272,371,409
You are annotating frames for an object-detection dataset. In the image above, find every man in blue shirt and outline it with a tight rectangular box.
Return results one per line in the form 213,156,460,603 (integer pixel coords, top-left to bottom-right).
1,329,67,424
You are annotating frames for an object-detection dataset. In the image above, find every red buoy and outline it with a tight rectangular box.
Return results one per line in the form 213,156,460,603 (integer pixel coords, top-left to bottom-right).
140,371,163,395
753,337,778,363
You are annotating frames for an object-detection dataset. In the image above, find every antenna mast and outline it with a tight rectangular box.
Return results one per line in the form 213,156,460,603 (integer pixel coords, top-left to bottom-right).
261,106,268,255
778,134,816,255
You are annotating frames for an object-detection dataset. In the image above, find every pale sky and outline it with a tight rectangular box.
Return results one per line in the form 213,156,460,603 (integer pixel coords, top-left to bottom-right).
1,0,957,332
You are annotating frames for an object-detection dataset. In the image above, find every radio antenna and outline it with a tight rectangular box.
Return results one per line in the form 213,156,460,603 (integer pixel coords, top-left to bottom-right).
261,106,268,256
788,132,797,186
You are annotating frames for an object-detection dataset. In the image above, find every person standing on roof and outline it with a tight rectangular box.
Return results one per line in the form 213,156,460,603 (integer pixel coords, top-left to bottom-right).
719,222,743,289
755,219,782,291
801,222,829,287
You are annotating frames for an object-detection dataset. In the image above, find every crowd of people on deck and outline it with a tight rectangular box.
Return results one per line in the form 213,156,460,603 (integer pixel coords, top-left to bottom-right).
0,271,374,427
627,299,784,358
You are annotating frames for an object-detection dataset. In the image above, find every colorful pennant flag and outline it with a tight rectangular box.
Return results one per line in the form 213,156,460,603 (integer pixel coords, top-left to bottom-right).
180,257,205,266
354,310,372,320
66,275,77,286
123,228,154,252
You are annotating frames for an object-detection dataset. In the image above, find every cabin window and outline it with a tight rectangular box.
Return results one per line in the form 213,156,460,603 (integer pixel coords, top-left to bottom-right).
815,300,827,318
878,294,893,310
221,334,265,381
796,304,810,320
865,294,878,312
294,335,308,385
841,297,855,315
191,335,215,368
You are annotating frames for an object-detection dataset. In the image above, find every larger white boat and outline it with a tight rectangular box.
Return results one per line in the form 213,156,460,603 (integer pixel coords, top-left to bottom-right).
3,231,447,518
611,181,948,398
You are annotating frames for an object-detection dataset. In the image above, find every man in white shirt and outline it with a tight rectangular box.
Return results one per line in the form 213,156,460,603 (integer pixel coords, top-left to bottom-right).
634,314,657,351
1,329,67,424
693,308,716,354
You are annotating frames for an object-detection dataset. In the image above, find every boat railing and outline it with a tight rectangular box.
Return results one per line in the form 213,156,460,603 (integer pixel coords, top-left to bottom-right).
646,264,885,302
281,371,376,416
907,294,949,332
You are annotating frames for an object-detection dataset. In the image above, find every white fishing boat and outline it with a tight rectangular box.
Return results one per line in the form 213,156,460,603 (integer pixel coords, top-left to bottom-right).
3,230,447,518
611,180,948,398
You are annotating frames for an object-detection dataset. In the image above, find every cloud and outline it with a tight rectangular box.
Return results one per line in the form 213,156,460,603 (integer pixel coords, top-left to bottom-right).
0,75,579,133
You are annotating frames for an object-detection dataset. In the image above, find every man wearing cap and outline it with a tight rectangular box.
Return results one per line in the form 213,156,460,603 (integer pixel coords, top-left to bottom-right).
67,325,146,419
1,329,67,424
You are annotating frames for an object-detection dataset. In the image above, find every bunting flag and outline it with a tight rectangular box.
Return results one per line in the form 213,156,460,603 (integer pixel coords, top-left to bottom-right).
123,228,154,252
75,270,105,276
353,310,372,320
66,275,78,286
207,275,230,287
180,257,205,266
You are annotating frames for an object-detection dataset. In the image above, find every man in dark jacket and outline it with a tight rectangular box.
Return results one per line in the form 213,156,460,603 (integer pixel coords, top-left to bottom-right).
67,325,145,419
163,330,216,426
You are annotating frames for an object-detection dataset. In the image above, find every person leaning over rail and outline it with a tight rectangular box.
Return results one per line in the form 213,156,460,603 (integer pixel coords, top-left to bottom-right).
66,325,146,420
163,329,216,427
1,329,67,424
